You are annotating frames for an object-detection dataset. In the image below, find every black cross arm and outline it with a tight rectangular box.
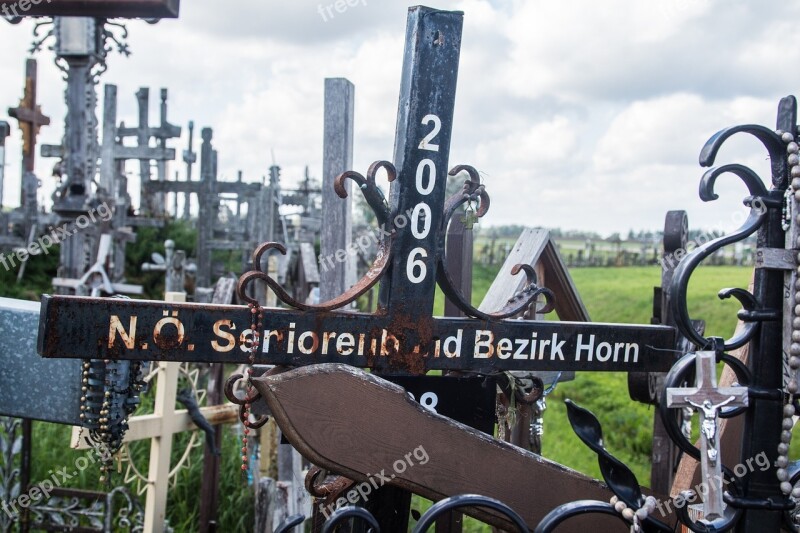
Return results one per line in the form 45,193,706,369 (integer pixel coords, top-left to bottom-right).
37,295,676,374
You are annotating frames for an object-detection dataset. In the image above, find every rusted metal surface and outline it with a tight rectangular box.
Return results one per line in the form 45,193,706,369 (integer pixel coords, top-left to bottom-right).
39,294,676,373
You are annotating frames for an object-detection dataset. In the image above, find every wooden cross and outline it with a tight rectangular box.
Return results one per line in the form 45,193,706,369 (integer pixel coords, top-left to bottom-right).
666,351,748,521
8,59,50,177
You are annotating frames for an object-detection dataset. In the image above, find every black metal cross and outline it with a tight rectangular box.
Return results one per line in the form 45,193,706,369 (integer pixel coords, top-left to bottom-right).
37,7,675,377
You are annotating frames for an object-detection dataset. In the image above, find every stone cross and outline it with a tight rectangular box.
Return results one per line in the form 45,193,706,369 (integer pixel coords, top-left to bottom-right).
141,239,193,294
666,351,748,520
117,87,180,216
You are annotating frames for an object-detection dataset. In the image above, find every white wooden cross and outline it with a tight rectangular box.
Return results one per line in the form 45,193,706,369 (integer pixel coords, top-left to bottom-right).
70,292,238,532
666,351,748,520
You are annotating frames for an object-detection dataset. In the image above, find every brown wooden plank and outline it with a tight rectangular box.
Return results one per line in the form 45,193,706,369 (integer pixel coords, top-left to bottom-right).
253,364,644,532
540,239,590,323
0,0,180,18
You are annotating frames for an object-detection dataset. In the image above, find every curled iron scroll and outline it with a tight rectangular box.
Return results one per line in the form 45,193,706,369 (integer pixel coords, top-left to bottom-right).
668,164,772,351
435,165,555,320
412,494,528,533
236,161,397,312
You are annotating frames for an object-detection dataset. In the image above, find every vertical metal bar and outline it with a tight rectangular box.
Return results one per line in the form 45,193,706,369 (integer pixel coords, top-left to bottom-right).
370,8,464,532
320,78,355,302
379,6,464,327
736,100,794,531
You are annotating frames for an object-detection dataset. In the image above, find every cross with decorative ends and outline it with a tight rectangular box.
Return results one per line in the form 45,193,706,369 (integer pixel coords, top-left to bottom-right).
8,59,50,175
666,351,748,521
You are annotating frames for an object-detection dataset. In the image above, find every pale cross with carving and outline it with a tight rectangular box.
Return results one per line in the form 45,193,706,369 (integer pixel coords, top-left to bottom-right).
666,351,748,521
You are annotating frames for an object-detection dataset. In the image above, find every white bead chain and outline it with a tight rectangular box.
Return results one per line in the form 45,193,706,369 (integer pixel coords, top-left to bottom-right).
779,127,800,498
610,495,657,533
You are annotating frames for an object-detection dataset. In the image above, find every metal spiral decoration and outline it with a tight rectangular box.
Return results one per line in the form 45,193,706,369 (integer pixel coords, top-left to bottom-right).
435,165,555,320
226,161,556,416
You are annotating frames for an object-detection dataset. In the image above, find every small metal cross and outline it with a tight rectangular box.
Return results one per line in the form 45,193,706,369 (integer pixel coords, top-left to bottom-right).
461,204,478,230
666,351,748,521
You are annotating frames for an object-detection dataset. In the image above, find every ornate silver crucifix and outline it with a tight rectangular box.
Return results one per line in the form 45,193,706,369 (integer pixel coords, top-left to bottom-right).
666,351,749,521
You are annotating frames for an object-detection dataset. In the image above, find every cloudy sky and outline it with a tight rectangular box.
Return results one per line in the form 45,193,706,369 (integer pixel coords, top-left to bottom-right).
0,0,798,237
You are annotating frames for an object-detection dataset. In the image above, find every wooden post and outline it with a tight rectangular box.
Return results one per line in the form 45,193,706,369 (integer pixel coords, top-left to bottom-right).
320,78,355,301
143,292,183,532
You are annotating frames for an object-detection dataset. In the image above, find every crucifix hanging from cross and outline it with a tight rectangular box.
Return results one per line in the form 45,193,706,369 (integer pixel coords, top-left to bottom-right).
666,351,748,521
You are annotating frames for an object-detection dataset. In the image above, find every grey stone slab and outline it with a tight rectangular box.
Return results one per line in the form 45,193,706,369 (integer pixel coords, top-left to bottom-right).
0,297,81,424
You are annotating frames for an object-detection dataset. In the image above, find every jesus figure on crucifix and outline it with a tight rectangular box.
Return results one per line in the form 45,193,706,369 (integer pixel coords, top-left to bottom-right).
685,395,737,465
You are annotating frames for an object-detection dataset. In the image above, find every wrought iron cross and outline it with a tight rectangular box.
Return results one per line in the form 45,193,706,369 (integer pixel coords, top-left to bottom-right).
666,351,748,520
8,59,50,175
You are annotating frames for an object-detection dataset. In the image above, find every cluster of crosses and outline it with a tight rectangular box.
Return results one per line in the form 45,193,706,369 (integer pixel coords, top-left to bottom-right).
0,1,793,532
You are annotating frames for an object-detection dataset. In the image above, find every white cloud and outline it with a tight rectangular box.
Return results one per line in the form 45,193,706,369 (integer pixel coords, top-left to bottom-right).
0,0,797,237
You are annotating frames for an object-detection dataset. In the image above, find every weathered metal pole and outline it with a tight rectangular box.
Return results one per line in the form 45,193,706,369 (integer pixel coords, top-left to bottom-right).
54,17,101,280
735,98,794,532
320,78,355,301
